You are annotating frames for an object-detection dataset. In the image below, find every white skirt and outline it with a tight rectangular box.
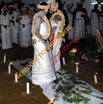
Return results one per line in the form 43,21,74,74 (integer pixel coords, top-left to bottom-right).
32,36,56,85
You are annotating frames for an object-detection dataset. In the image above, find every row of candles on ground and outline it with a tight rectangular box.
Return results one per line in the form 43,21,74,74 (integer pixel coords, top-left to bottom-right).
4,54,98,104
63,57,98,84
4,54,98,84
9,65,54,104
3,54,30,94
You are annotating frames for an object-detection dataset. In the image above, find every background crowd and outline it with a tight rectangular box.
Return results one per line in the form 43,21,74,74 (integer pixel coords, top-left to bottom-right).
0,0,103,50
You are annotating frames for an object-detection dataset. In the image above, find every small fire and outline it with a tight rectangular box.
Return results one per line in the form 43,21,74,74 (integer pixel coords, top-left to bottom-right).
70,48,77,53
4,54,6,56
75,62,80,65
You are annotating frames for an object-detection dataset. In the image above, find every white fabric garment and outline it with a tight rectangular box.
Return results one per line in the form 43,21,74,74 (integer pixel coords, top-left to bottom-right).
74,11,85,40
32,21,56,85
8,11,19,44
40,82,67,104
90,12,99,36
67,12,74,39
18,15,32,47
99,12,103,34
0,14,12,49
51,20,62,72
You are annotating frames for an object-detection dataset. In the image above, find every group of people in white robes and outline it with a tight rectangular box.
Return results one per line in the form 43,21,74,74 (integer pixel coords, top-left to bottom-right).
0,3,34,49
65,1,103,41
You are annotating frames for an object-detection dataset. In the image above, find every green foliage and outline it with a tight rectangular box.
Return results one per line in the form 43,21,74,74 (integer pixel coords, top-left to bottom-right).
53,71,103,103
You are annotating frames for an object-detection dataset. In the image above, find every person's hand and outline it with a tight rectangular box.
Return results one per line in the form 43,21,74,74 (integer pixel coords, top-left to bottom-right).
18,16,22,20
46,44,51,51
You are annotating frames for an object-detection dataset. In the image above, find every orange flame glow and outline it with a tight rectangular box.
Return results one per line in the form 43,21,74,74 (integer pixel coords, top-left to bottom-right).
9,62,12,65
70,48,77,53
75,62,80,65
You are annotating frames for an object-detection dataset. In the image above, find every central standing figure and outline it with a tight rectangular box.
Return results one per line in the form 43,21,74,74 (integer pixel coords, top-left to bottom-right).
32,2,66,104
31,2,56,85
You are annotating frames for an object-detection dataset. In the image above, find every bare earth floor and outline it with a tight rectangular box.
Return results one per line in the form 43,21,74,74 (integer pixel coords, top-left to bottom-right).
0,44,103,104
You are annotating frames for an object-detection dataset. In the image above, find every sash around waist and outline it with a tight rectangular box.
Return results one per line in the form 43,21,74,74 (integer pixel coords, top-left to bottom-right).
0,24,10,29
75,18,83,20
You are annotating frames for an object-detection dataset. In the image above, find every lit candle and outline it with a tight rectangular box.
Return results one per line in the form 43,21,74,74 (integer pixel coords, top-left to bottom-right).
4,54,6,63
15,73,18,83
48,96,55,104
8,62,12,74
75,62,79,73
94,73,98,83
69,48,77,62
62,57,66,65
26,82,30,94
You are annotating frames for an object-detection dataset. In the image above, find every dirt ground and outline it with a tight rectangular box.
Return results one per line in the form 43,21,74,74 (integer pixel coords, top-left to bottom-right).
0,43,103,104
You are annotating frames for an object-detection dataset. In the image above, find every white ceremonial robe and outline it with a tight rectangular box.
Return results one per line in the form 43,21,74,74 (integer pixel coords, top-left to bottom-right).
67,12,74,39
8,11,19,44
51,20,62,72
0,14,12,49
74,11,85,40
40,82,67,104
90,12,99,36
32,21,56,85
99,12,103,34
32,15,68,104
18,15,32,47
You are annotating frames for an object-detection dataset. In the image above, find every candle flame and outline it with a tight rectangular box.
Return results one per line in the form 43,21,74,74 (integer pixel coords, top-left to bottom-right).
9,62,12,65
51,96,55,103
75,62,80,65
70,48,77,53
48,96,55,104
4,54,6,56
94,73,98,75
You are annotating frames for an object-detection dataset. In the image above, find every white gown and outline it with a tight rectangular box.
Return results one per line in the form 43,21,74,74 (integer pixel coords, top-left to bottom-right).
99,12,103,34
18,15,32,47
67,12,74,40
74,11,85,40
0,14,12,49
8,11,19,44
51,20,62,72
90,12,99,36
32,21,56,85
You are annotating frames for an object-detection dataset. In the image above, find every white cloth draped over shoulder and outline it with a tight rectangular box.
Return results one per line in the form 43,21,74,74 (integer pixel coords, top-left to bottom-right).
32,21,56,85
90,11,99,36
51,20,62,72
74,11,85,40
18,15,32,47
8,11,19,44
0,14,12,49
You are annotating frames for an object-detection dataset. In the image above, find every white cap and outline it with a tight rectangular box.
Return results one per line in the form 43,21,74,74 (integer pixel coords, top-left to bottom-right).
46,0,56,4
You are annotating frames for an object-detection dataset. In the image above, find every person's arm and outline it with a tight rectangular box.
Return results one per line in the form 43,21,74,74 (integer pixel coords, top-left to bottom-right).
32,16,51,50
81,8,89,20
16,14,22,23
